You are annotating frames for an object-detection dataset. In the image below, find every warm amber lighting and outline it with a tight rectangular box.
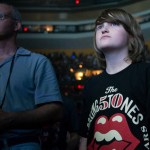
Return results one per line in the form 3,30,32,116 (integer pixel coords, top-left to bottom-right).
92,70,103,75
85,69,102,77
79,64,83,68
70,68,74,72
84,69,91,76
74,69,102,80
75,71,84,80
46,26,53,32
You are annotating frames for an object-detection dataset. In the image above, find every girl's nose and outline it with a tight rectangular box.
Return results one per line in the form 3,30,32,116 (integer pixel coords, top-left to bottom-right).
101,23,109,33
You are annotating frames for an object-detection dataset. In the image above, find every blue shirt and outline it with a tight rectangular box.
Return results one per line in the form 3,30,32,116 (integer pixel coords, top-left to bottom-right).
0,47,62,138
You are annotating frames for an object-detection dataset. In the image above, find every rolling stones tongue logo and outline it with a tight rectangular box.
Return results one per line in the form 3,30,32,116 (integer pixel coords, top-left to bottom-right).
88,113,140,150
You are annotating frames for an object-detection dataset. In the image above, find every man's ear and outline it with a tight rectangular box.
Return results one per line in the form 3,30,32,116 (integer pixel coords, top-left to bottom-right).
14,21,22,31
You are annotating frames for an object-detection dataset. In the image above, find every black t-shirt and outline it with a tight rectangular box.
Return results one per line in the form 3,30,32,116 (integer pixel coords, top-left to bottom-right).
80,62,150,150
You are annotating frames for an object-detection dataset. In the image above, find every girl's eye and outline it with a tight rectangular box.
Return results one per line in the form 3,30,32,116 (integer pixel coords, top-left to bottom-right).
96,22,120,30
96,25,103,30
111,22,120,26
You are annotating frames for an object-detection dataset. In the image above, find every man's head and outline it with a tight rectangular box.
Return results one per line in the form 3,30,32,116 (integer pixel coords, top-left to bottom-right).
0,2,22,40
94,8,145,69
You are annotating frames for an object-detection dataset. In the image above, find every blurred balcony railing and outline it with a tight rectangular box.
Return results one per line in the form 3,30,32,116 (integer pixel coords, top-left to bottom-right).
19,11,150,34
11,0,141,11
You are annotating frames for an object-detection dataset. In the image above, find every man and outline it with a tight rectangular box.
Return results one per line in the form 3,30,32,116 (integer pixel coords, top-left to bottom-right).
0,2,62,150
79,8,150,150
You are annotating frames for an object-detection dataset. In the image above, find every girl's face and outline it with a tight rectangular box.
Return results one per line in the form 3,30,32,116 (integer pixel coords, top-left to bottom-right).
95,21,129,53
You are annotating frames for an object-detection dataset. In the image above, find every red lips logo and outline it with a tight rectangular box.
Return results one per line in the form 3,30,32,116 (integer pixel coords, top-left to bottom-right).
88,113,140,150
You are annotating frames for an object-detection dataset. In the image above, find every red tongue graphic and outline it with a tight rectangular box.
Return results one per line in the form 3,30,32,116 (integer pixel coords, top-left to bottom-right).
100,140,130,150
88,113,140,150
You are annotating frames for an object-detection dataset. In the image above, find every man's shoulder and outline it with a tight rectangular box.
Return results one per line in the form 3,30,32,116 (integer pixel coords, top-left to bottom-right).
17,47,47,60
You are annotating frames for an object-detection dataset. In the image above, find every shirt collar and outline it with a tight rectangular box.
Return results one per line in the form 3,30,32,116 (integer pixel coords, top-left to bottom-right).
16,47,31,56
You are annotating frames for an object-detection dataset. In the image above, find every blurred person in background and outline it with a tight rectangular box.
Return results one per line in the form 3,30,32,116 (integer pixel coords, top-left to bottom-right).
41,94,80,150
58,95,79,150
79,8,150,150
0,1,62,150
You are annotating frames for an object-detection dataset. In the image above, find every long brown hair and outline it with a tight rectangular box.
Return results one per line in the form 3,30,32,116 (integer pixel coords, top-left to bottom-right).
94,8,145,69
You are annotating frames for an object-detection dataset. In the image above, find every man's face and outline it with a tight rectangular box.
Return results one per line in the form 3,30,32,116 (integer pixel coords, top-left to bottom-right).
0,4,16,40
